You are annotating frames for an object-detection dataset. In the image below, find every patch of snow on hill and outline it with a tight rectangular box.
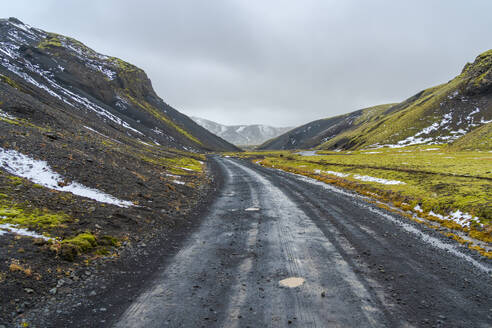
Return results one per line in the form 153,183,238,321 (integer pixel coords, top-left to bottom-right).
0,22,142,136
0,109,17,120
0,148,133,207
353,174,405,185
0,223,52,240
372,107,491,149
313,169,403,184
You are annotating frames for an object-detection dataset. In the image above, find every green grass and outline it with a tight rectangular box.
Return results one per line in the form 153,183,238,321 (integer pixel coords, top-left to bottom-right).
139,154,204,175
230,147,492,246
450,122,492,151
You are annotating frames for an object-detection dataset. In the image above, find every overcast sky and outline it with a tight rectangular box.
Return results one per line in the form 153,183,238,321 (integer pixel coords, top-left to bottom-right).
2,1,492,126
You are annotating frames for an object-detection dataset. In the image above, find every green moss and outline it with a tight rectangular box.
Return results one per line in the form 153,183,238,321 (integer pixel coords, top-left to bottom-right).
0,74,22,90
37,34,62,49
108,57,138,72
62,233,97,252
140,154,203,174
8,176,23,185
0,117,20,125
0,202,70,230
94,247,110,255
98,235,120,247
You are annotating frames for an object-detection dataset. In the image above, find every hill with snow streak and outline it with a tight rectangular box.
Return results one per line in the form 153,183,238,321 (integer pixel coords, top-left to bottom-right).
0,17,237,152
260,49,492,150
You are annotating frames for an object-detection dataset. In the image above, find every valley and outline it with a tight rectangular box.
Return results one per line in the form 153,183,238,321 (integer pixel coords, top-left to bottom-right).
0,16,490,328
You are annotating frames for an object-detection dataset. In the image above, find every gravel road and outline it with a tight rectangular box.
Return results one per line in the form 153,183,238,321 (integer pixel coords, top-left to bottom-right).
114,156,492,328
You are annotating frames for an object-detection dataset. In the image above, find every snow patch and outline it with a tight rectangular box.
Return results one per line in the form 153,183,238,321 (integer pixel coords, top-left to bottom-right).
353,174,405,185
0,223,52,240
428,210,481,228
0,109,17,120
0,148,133,207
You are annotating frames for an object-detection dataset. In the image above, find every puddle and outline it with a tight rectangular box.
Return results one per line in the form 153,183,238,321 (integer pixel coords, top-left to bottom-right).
279,277,305,288
245,207,260,211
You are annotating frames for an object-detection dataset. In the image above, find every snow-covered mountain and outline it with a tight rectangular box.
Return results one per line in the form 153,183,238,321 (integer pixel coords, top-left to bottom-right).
191,116,292,147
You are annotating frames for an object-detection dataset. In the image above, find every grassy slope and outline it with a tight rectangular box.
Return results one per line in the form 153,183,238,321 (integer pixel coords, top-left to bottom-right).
450,122,492,151
227,147,492,257
258,103,395,150
319,49,492,150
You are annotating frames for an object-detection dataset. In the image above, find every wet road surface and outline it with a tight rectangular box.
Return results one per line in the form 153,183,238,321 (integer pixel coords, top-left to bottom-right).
115,157,492,328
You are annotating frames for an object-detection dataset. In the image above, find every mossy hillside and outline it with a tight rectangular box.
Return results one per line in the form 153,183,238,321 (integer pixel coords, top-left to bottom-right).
258,104,395,151
319,49,492,150
449,122,492,151
38,32,101,59
0,98,55,132
352,104,396,125
0,115,20,125
320,80,462,149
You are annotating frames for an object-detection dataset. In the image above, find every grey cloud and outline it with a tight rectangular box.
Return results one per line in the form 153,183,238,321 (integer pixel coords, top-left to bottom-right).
2,0,491,126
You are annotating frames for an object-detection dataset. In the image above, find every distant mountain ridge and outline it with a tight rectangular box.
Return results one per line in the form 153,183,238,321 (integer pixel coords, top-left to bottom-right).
191,116,292,146
260,49,492,151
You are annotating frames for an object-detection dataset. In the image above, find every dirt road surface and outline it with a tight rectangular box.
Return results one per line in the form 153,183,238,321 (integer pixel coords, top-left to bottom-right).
114,157,492,328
